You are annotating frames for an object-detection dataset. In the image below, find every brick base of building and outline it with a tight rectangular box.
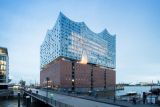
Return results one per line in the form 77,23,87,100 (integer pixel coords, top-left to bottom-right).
74,87,91,92
93,87,105,91
40,60,116,92
58,88,72,92
106,87,115,90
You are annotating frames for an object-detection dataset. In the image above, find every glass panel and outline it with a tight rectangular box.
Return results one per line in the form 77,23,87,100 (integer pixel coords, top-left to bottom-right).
0,70,6,74
3,56,6,61
3,66,6,70
0,56,6,61
0,70,2,74
3,71,6,74
0,48,7,55
0,75,6,79
0,65,3,70
0,60,3,64
0,80,6,83
0,65,6,70
3,61,6,65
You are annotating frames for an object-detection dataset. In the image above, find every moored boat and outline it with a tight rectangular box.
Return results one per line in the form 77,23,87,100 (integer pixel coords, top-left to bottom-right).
117,91,141,101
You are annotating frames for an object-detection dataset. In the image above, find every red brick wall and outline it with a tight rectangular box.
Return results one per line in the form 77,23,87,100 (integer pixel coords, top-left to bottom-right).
106,69,116,87
93,66,104,87
74,63,91,87
40,60,61,87
60,60,72,88
40,60,116,88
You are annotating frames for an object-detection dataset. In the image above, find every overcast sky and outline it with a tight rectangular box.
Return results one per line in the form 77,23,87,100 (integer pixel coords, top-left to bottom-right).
0,0,160,85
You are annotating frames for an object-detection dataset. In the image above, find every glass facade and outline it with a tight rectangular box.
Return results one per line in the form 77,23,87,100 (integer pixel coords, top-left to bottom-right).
40,12,116,69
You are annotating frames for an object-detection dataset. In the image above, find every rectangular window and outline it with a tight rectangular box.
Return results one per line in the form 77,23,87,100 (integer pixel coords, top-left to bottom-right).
0,80,6,83
0,60,3,64
3,56,6,61
0,56,6,61
0,71,6,75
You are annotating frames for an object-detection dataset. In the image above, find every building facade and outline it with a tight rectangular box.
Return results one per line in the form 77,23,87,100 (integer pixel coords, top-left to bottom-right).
0,47,9,89
40,12,116,91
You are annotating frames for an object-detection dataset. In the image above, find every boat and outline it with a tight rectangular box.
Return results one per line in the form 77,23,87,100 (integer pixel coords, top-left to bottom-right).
149,88,160,95
117,91,141,101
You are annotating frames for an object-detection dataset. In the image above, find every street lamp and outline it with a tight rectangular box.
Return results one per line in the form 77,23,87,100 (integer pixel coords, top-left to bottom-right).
114,84,116,102
46,77,50,104
151,80,153,104
53,82,54,89
30,80,32,87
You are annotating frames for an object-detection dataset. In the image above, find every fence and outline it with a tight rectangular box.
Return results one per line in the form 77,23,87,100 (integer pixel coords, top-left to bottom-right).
21,89,74,107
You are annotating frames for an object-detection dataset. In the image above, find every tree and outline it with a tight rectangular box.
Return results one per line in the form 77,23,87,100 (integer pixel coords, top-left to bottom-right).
8,79,12,83
30,84,34,87
10,83,16,86
19,80,26,87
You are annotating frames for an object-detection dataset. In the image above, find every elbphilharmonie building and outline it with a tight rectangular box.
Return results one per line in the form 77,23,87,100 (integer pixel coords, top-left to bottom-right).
40,12,116,91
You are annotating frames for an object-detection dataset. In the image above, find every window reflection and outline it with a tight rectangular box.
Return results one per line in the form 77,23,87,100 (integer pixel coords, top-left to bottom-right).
0,70,6,74
3,61,6,65
0,60,6,65
0,60,3,64
0,65,6,70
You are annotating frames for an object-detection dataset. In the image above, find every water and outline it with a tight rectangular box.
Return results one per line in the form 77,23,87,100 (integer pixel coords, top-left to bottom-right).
0,98,51,107
82,86,160,98
116,86,160,97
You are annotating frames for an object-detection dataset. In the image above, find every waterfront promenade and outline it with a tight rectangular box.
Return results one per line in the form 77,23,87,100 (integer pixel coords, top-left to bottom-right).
28,88,155,107
29,88,119,107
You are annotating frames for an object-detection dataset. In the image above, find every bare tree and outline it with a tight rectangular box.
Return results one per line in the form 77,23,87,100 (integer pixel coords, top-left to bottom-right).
19,80,26,87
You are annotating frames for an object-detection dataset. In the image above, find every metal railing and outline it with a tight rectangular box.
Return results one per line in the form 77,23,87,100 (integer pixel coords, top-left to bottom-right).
21,89,74,107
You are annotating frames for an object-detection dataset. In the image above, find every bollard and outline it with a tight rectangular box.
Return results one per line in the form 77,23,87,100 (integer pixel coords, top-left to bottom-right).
18,92,20,106
143,92,146,104
26,96,30,107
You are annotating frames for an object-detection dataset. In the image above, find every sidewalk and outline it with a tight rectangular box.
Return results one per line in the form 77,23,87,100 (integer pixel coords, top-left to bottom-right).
42,89,156,107
30,88,119,107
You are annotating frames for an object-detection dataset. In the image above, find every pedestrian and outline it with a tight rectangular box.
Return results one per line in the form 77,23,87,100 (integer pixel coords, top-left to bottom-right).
77,91,78,96
51,93,53,99
135,97,137,105
133,97,135,105
95,92,97,98
133,96,136,105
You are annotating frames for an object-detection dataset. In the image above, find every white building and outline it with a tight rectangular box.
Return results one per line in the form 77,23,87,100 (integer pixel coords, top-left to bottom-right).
0,47,9,89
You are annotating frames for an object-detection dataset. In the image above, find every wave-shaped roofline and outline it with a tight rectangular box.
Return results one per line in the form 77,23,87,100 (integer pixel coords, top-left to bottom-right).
59,12,116,36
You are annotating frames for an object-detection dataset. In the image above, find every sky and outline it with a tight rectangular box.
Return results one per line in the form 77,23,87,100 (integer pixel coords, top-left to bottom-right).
0,0,160,85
